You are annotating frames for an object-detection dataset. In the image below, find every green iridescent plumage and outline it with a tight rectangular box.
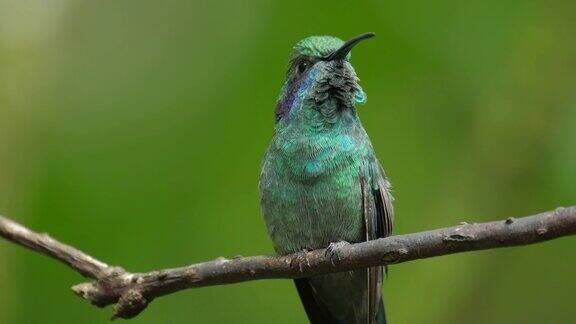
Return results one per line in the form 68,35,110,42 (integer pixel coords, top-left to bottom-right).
291,36,349,60
259,33,394,324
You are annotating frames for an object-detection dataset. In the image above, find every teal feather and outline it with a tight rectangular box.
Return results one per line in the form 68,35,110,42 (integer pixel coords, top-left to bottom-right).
355,88,367,104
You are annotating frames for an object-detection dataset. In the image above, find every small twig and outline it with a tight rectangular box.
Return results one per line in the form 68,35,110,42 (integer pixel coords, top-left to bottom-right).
0,216,110,278
1,206,575,319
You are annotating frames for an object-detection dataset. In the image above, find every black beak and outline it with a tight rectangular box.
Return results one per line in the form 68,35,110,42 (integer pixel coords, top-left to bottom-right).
323,32,375,61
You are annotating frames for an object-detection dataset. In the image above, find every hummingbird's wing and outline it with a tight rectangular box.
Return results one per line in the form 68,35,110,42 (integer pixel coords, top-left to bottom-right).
362,159,394,241
361,159,394,324
371,162,394,238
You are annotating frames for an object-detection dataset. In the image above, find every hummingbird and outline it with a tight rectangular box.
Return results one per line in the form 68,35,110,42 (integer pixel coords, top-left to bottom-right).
259,32,394,324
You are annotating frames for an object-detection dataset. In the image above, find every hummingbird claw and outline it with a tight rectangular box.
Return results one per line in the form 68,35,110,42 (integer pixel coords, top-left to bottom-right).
290,249,311,273
325,241,350,266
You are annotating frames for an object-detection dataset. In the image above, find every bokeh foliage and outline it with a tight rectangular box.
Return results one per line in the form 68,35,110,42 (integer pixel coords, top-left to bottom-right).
1,1,575,323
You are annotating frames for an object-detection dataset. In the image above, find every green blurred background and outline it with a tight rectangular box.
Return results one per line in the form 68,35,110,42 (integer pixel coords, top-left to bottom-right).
1,0,575,323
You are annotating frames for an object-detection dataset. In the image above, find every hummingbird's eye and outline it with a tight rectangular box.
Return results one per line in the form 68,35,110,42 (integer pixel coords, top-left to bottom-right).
297,60,310,74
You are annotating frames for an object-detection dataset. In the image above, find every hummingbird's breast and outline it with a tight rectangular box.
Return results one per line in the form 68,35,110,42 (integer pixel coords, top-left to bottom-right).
279,132,359,181
259,121,370,254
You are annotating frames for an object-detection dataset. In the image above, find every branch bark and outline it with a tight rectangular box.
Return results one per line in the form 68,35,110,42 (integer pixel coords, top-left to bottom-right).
1,206,575,319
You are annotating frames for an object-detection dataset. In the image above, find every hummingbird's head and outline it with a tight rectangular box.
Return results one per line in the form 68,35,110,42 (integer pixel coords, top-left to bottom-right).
275,32,374,124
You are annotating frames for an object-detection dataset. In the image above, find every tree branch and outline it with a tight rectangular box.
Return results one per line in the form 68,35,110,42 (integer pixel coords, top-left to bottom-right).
1,206,575,319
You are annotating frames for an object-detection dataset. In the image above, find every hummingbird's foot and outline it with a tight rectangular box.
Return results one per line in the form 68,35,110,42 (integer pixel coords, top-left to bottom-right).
290,249,311,273
325,241,350,266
